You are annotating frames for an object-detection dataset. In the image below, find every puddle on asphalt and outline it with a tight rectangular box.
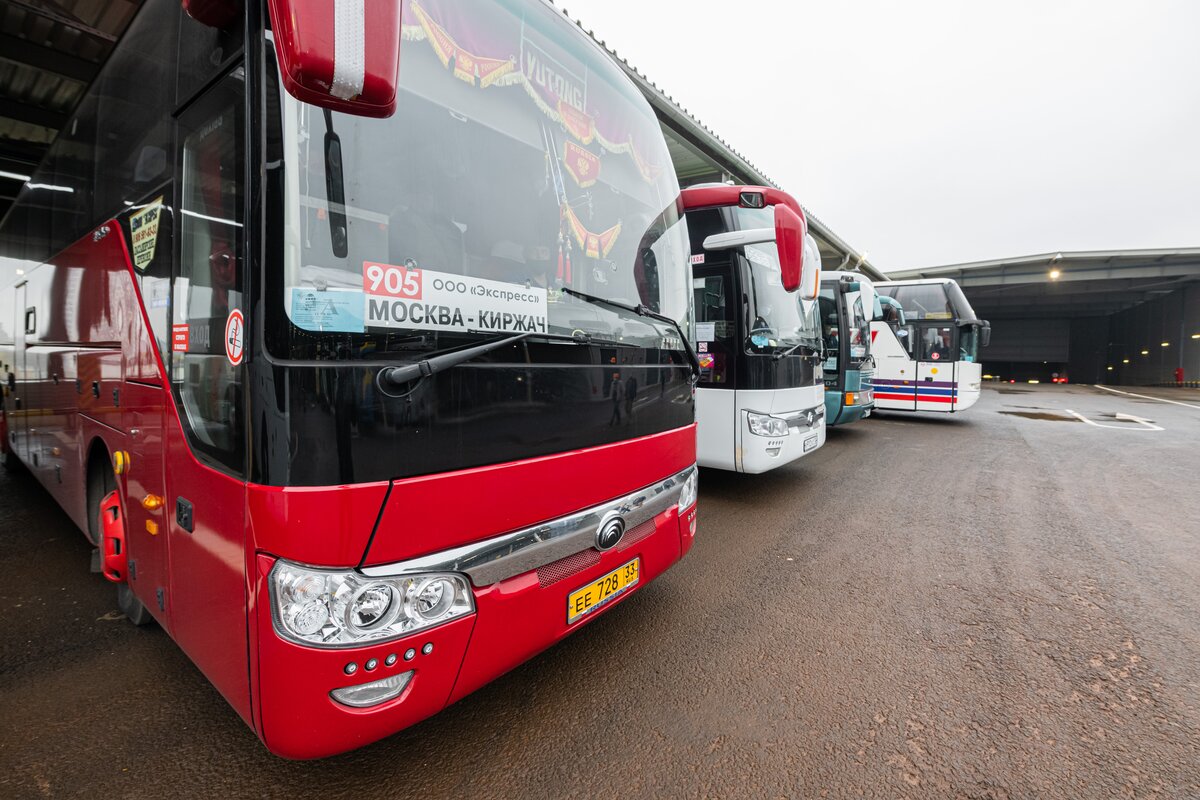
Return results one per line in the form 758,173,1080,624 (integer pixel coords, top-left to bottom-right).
998,389,1034,394
998,411,1078,422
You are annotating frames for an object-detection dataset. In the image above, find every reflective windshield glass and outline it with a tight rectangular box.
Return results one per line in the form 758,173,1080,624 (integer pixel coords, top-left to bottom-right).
960,326,979,362
846,292,870,362
733,207,812,354
270,0,689,359
818,286,840,378
877,283,953,321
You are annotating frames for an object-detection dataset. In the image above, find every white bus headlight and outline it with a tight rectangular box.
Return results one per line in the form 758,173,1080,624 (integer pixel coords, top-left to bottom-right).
270,561,474,648
747,412,789,438
676,468,698,513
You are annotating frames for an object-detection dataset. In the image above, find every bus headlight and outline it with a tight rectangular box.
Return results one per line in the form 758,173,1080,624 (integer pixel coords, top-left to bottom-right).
676,468,698,512
747,412,789,438
269,561,474,648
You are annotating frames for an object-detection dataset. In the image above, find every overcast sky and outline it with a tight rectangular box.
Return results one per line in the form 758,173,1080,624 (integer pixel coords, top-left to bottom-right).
564,0,1200,271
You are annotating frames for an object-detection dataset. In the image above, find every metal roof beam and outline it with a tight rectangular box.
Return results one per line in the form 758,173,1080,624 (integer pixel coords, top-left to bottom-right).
0,32,99,83
3,0,118,43
0,97,67,129
953,262,1200,288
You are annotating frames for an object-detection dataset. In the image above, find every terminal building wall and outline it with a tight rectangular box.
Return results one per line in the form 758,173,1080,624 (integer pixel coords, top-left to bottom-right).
1106,284,1200,386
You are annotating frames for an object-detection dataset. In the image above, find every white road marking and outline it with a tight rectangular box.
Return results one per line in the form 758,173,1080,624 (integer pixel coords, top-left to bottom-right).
1065,409,1163,431
1093,384,1200,410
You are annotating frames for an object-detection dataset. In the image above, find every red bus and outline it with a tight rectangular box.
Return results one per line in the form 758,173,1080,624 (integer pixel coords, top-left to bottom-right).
0,0,699,758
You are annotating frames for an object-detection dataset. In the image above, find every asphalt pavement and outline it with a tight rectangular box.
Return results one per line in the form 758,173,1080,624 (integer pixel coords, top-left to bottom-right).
1,384,1198,799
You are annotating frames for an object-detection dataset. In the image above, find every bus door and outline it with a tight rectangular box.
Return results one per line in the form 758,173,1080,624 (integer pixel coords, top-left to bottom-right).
915,324,956,411
161,69,250,702
692,259,738,468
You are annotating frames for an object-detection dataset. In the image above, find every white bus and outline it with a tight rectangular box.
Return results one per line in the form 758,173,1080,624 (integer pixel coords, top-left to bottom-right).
870,278,991,413
684,185,824,472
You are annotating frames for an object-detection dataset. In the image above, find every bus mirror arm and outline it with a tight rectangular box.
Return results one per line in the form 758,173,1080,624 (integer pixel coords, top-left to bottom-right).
322,109,350,258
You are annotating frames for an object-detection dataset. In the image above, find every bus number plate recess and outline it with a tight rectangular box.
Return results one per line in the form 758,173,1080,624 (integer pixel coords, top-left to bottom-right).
567,559,640,624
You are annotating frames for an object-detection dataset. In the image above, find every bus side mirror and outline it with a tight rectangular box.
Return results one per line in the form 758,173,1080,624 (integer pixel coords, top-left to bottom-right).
266,0,403,118
775,204,806,295
981,323,992,347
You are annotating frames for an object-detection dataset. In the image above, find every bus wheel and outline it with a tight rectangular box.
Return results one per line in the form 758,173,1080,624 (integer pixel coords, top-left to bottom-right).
1,447,22,473
88,448,153,627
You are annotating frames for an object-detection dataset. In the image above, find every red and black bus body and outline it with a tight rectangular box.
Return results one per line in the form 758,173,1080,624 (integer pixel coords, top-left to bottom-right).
0,0,697,758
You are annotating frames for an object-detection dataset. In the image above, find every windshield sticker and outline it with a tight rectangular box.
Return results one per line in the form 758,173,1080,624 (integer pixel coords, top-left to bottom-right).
129,196,164,271
690,254,705,265
695,322,716,342
851,345,866,358
926,312,953,320
698,342,708,353
289,288,366,333
172,324,189,352
224,309,244,366
363,261,548,334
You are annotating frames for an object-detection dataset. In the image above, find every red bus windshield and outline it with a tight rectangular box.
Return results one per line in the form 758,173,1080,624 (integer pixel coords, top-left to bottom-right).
268,0,691,360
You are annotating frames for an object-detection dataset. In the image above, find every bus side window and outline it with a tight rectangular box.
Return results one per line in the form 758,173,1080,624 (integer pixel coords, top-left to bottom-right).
172,70,246,474
693,270,734,386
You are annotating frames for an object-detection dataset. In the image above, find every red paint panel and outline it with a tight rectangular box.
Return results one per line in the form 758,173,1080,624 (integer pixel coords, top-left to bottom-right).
364,424,696,566
449,507,682,704
253,553,475,760
246,480,390,567
680,184,805,219
161,420,253,726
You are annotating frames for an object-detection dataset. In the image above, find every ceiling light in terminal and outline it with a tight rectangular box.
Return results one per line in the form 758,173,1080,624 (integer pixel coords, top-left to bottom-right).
1107,366,1114,371
1048,269,1061,280
1122,359,1130,363
1141,350,1150,355
1161,342,1170,347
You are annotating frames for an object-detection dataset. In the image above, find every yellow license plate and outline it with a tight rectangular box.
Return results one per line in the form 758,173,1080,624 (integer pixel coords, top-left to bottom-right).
567,559,640,624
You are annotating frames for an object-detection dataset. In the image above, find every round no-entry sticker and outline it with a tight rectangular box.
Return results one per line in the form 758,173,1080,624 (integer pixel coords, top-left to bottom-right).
225,308,245,366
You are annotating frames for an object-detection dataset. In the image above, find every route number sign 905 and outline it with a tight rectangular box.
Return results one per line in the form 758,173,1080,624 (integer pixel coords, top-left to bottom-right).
364,262,422,299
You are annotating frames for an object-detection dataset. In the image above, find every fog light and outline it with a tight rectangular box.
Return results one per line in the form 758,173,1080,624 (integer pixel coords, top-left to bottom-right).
330,670,414,708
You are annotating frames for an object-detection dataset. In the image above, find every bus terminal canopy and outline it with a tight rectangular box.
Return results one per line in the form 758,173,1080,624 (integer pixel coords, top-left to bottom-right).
0,0,145,221
887,248,1200,321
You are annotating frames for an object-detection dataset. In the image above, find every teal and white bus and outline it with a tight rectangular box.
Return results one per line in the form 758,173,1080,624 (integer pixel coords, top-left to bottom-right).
818,271,876,426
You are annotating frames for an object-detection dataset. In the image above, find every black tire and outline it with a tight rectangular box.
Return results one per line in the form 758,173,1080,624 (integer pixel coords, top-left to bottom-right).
89,447,154,627
118,582,154,626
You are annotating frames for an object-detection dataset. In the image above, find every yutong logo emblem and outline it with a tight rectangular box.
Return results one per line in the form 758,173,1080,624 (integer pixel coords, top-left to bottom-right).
595,514,626,551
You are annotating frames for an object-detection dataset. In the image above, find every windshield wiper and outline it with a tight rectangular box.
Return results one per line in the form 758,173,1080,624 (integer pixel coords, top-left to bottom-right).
560,288,701,381
377,332,532,393
772,341,821,361
375,328,640,395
